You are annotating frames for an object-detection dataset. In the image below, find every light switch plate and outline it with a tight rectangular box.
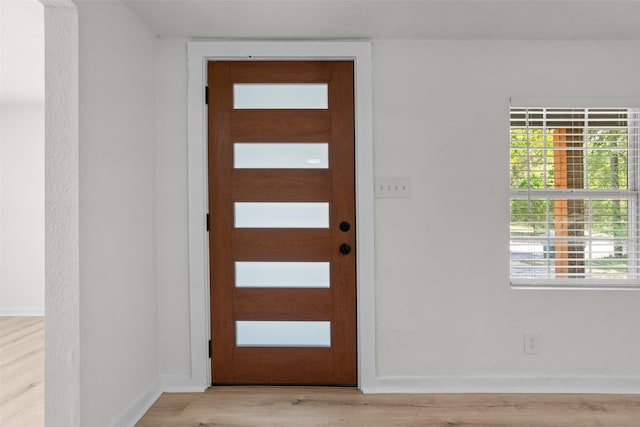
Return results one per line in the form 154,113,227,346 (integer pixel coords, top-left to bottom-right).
375,178,411,198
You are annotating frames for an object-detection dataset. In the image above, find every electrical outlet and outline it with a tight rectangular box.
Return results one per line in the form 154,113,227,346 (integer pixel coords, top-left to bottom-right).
524,333,541,355
375,178,411,198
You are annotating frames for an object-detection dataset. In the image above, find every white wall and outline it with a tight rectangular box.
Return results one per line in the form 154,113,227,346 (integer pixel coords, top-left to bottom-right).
372,40,640,380
156,39,191,376
0,0,45,316
156,39,640,386
77,1,159,425
0,106,45,315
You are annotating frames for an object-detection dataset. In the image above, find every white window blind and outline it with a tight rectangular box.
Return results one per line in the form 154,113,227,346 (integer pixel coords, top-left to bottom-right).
509,107,640,287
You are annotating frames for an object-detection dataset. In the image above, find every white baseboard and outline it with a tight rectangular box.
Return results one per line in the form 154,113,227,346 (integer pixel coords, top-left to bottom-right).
110,377,162,427
162,374,208,392
0,307,45,316
370,376,640,394
109,375,206,427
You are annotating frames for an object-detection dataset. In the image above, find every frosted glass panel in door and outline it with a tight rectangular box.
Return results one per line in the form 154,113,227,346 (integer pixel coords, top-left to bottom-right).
234,202,329,228
234,143,329,169
236,321,331,347
233,84,328,109
235,262,330,288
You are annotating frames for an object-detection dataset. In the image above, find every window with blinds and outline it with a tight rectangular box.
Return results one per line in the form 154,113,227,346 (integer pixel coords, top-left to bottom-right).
509,107,640,287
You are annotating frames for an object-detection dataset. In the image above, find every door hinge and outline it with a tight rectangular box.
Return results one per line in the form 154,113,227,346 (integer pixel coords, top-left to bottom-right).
208,339,212,358
206,213,210,232
205,86,209,105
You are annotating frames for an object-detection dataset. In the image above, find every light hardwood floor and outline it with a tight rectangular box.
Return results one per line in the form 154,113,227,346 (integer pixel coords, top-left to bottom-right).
137,386,640,427
0,316,44,427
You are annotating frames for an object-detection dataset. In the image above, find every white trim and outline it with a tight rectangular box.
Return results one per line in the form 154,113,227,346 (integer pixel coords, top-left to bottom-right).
510,96,640,108
110,377,162,427
373,376,640,394
110,375,208,426
187,41,376,390
0,307,45,316
511,283,640,291
162,374,208,393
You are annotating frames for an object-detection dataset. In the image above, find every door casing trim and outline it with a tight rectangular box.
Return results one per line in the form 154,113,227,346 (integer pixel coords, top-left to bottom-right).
186,41,375,390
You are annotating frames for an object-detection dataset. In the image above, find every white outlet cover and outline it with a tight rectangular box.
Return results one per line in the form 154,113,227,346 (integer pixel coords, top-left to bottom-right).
524,332,541,355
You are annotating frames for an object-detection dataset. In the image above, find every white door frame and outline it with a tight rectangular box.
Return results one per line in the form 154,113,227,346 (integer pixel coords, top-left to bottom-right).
186,41,376,390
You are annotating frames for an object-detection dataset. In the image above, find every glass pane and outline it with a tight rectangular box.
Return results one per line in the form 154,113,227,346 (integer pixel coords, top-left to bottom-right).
234,143,329,169
509,108,633,191
510,197,634,280
234,202,329,228
233,84,328,109
236,321,331,347
235,262,330,288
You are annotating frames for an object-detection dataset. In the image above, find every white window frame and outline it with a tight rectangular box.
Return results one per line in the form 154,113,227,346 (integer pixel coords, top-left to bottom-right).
509,97,640,290
186,41,376,390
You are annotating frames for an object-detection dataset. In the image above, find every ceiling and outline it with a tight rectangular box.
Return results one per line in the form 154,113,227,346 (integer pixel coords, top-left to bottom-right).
121,0,640,40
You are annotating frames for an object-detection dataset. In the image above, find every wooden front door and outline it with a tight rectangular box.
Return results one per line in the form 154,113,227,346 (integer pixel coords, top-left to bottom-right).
208,61,356,385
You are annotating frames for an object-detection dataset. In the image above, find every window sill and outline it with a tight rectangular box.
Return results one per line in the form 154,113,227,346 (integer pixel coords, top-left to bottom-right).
510,279,640,291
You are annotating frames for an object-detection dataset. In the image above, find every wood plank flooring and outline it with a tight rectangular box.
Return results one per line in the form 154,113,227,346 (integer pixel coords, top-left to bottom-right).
0,316,44,427
137,386,640,427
